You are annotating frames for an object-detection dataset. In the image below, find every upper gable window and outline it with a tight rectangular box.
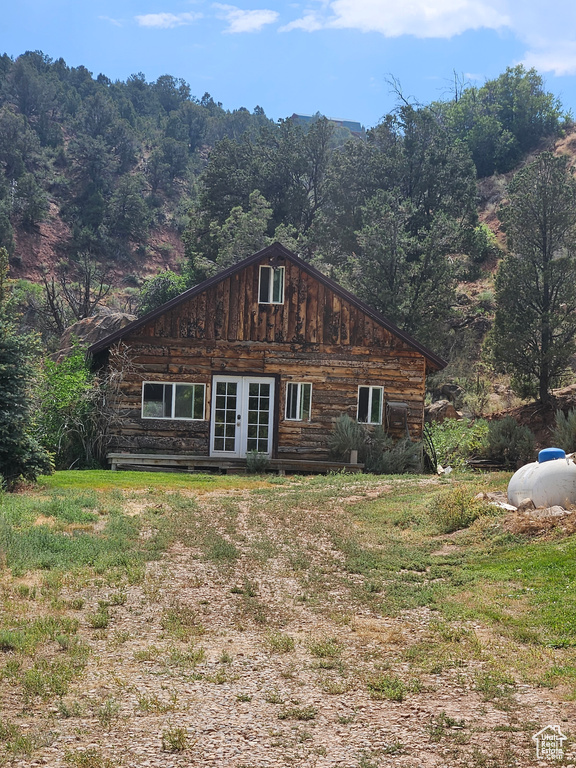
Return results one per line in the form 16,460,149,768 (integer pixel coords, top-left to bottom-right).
259,265,284,304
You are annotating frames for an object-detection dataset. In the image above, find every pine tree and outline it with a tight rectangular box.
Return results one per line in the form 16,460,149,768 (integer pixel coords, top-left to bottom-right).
0,247,52,487
489,153,576,402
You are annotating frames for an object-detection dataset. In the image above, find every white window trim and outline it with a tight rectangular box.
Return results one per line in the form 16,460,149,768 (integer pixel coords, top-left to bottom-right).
357,385,384,425
258,265,285,304
285,382,313,421
141,381,206,421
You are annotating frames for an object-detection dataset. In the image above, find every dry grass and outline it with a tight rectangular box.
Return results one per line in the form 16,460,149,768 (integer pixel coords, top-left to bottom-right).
0,470,574,766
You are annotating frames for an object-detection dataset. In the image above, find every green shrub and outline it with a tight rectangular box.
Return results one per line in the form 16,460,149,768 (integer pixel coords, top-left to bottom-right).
425,418,488,469
246,450,270,474
366,434,422,474
428,486,496,533
552,408,576,453
484,416,535,467
366,673,407,701
328,415,367,461
0,309,53,487
36,347,100,470
161,727,189,752
329,416,422,474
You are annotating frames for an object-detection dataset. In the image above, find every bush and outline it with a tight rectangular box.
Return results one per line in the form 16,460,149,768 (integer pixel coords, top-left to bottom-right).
484,416,535,467
0,315,53,488
428,486,496,533
327,415,368,461
425,418,488,469
365,435,422,474
329,416,422,474
552,408,576,453
246,450,270,473
36,347,101,470
138,270,186,316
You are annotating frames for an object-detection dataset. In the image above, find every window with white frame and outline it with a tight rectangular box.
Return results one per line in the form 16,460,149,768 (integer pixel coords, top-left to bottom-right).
142,382,206,420
259,265,284,304
357,386,383,424
285,382,312,421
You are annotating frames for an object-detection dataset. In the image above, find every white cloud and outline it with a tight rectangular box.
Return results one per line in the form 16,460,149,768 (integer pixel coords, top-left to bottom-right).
99,15,123,27
280,12,324,32
283,0,508,38
213,4,279,33
279,0,576,78
523,41,576,76
135,12,202,29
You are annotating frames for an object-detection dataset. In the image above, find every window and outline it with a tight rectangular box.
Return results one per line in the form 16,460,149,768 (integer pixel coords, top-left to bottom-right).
142,382,205,420
259,265,284,304
357,386,383,424
285,382,312,421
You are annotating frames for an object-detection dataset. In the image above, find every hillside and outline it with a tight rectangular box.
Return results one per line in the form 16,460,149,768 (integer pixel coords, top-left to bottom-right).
1,53,570,372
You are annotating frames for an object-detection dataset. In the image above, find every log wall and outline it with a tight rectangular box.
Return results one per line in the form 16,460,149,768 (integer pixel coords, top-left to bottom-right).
106,254,428,459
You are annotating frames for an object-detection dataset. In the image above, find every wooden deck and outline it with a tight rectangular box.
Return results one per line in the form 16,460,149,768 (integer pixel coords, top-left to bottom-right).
107,452,363,475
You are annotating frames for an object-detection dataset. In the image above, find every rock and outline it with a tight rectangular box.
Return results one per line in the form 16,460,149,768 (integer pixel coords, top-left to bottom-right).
517,498,536,512
57,311,137,359
440,383,464,404
425,400,461,423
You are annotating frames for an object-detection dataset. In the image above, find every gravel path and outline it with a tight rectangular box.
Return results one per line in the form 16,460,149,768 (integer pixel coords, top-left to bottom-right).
6,483,576,768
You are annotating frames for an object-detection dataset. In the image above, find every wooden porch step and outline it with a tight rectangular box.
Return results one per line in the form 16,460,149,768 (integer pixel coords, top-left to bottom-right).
107,452,363,475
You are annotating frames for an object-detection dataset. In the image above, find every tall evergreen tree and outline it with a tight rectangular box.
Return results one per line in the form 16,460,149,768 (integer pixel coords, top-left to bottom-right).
0,247,52,487
489,153,576,402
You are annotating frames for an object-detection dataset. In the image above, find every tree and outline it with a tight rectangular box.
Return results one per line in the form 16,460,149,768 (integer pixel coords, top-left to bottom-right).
39,253,114,336
36,346,99,469
186,190,273,280
0,247,52,487
489,152,576,402
138,269,187,315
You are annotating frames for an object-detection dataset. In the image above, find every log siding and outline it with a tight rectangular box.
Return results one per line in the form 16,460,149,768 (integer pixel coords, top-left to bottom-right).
92,245,444,461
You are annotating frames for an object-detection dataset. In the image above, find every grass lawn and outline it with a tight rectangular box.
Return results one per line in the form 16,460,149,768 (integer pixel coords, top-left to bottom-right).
0,468,574,766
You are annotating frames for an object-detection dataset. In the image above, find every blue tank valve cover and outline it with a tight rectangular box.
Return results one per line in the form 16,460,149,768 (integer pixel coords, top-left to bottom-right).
538,447,566,463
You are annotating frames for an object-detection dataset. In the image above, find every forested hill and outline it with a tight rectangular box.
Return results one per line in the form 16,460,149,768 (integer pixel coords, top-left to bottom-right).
0,51,570,356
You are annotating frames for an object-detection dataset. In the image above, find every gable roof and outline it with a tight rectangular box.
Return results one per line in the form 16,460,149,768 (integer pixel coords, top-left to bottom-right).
88,243,447,372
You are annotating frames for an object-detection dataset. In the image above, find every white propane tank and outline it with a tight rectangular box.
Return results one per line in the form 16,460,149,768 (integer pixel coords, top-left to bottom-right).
507,448,576,508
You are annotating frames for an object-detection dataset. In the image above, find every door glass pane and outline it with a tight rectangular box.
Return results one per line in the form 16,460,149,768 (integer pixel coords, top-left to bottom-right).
246,380,272,455
213,381,238,452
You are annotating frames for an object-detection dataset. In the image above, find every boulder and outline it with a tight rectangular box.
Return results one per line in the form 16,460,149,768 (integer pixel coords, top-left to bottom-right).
57,311,136,359
440,383,464,405
425,399,461,423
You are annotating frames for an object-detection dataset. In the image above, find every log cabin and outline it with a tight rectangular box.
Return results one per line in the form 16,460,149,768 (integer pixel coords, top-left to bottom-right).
89,243,447,472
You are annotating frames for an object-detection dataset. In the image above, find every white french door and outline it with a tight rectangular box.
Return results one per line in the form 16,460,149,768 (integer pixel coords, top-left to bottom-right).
210,376,275,458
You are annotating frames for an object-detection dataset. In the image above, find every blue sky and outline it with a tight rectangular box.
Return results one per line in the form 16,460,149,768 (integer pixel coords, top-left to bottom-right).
3,0,576,128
